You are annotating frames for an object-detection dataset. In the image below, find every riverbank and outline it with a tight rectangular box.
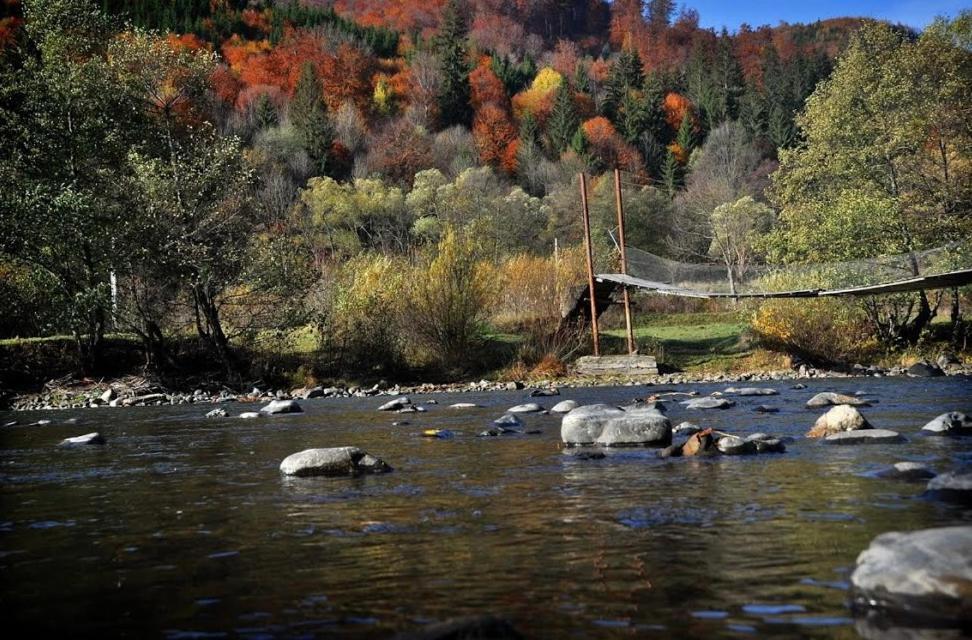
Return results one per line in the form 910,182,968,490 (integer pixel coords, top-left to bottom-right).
6,358,970,412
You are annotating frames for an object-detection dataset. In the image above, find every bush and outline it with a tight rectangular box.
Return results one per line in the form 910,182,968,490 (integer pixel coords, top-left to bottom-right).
752,298,880,365
493,247,587,328
405,228,498,371
322,253,408,373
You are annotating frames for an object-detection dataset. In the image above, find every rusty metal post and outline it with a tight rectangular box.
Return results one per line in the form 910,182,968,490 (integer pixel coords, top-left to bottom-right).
614,168,637,354
580,173,600,356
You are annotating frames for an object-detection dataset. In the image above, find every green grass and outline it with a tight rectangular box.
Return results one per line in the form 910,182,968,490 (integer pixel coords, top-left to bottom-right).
603,313,752,370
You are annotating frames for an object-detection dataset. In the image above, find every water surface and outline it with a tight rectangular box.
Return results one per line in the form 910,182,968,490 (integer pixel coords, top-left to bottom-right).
1,376,970,638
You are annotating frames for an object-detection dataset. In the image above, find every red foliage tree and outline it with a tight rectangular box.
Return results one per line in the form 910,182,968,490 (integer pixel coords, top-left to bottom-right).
469,56,508,110
473,102,517,168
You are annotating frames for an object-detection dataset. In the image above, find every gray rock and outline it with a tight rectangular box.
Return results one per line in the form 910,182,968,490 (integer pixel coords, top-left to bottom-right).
851,526,972,622
239,412,260,419
716,435,757,455
279,447,391,477
303,387,325,399
260,399,303,415
507,402,543,413
563,449,606,460
657,444,683,458
754,405,779,413
752,437,786,453
926,472,972,501
560,404,625,445
449,402,479,409
878,462,937,480
921,412,972,435
725,387,779,396
907,362,944,378
594,408,671,447
824,429,905,445
673,421,701,435
680,397,735,410
205,408,227,418
808,404,872,437
493,414,523,428
59,432,105,446
100,388,116,403
478,429,499,437
529,388,559,397
551,400,578,413
377,396,410,411
807,392,870,408
560,405,670,447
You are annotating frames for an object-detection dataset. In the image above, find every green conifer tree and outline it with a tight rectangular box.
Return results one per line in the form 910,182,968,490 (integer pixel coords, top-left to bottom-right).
435,0,471,128
255,92,278,130
290,62,332,174
547,82,580,153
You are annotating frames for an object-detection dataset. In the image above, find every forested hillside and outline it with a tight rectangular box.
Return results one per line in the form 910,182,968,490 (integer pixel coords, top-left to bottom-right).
0,0,969,386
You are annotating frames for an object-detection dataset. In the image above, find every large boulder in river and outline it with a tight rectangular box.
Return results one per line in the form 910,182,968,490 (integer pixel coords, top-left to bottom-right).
922,412,972,436
850,526,972,623
260,399,303,415
807,404,871,437
594,408,671,447
806,392,870,408
280,447,391,477
561,404,670,447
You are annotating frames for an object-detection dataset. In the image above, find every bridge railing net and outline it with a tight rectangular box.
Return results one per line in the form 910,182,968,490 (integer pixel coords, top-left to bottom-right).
622,242,972,295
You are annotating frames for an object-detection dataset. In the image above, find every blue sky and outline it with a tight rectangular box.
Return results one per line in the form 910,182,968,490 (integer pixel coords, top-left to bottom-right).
687,0,968,31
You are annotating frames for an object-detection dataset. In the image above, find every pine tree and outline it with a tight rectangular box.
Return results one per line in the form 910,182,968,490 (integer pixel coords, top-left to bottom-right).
435,0,471,128
660,148,680,196
255,93,277,130
713,30,744,122
738,81,767,141
676,111,695,156
547,82,580,153
604,47,644,118
290,62,332,174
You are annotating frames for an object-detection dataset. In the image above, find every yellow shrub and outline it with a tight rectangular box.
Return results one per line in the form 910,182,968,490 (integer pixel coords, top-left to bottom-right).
753,298,880,364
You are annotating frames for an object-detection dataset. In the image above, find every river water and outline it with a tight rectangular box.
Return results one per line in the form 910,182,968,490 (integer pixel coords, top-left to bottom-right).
1,376,970,638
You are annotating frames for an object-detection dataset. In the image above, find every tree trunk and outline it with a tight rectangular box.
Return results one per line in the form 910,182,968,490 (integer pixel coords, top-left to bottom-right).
950,287,964,350
900,290,932,346
193,284,234,376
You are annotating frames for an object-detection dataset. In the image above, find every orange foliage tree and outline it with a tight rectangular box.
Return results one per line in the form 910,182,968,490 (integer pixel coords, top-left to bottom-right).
663,91,693,130
581,116,644,174
473,103,517,169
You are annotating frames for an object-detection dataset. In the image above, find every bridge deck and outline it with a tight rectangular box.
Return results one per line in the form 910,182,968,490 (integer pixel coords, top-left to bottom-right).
595,268,972,299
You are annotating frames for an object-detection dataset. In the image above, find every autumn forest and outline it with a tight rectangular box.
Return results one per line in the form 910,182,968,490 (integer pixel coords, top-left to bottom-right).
0,0,969,387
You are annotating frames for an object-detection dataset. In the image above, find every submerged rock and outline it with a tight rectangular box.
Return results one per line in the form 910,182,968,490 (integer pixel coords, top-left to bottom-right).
715,435,757,455
878,462,937,481
507,402,543,413
58,432,105,446
394,615,524,640
551,400,578,413
745,432,787,453
851,526,972,623
921,412,972,436
529,388,559,397
239,412,260,419
493,414,523,428
824,429,904,445
449,403,479,409
754,405,779,413
806,392,871,408
260,399,303,415
279,447,391,477
377,396,411,411
925,472,972,503
681,397,735,410
725,387,779,396
808,405,872,437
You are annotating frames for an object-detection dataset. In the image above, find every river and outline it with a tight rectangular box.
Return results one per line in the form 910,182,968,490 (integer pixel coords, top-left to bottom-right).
1,376,970,638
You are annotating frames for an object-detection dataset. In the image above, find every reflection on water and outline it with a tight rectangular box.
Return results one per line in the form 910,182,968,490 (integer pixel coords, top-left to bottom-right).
0,376,970,638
